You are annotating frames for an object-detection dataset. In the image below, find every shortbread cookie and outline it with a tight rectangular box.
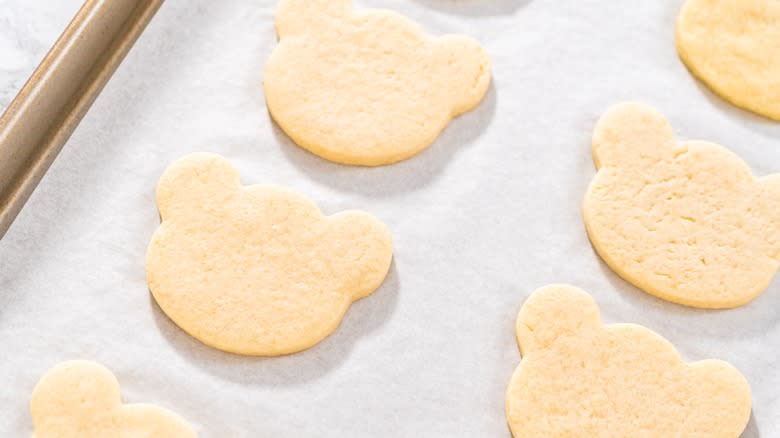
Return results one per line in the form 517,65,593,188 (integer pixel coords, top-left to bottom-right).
31,361,196,438
584,103,780,308
677,0,780,120
264,0,491,166
146,153,393,356
506,285,752,437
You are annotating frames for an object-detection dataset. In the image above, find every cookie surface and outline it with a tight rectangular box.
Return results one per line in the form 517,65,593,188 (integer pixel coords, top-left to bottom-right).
676,0,780,120
31,361,196,438
146,153,393,356
584,103,780,308
264,0,491,166
505,285,752,437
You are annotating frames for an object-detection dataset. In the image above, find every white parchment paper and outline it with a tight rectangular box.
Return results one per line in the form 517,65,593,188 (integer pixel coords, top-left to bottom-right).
1,1,778,436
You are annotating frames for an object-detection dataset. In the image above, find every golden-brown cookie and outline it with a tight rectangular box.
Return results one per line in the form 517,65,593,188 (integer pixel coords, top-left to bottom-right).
146,153,393,355
506,285,752,437
31,361,196,438
584,103,780,308
264,0,491,165
677,0,780,120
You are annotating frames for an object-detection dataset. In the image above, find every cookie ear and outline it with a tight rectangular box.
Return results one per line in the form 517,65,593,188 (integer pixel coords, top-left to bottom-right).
516,285,601,356
156,153,241,221
592,103,677,170
433,35,491,116
684,360,752,436
275,0,352,38
31,361,121,424
322,211,393,300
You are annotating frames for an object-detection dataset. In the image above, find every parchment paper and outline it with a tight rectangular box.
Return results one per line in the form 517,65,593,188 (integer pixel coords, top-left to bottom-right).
1,1,778,436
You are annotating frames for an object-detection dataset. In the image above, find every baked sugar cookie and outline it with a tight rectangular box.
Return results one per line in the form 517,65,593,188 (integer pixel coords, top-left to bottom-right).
505,285,752,437
584,103,780,308
146,153,393,356
677,0,780,120
264,0,491,166
31,361,196,438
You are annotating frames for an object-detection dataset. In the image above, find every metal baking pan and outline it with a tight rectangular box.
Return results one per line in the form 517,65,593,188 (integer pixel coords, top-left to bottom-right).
0,0,163,239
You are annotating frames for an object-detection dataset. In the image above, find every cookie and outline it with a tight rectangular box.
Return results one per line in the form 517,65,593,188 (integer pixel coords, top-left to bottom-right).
676,0,780,120
146,153,393,356
264,0,491,166
31,361,196,438
584,103,780,308
505,285,752,437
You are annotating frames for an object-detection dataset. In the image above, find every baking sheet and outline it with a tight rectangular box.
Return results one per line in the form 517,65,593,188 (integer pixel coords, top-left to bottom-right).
1,0,778,436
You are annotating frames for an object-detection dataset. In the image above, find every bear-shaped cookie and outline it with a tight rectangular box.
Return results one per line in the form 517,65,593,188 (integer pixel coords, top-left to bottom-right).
677,0,780,121
584,103,780,308
31,361,196,438
505,285,752,437
264,0,491,166
146,153,393,356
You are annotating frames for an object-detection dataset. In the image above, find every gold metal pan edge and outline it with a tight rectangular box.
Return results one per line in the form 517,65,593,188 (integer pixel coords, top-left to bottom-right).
0,0,164,239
